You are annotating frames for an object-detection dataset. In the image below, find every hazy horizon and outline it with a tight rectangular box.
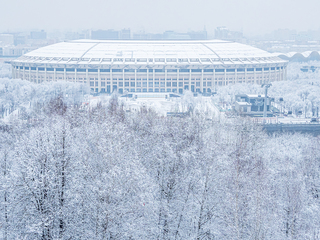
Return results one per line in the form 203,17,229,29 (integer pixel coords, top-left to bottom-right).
1,0,320,37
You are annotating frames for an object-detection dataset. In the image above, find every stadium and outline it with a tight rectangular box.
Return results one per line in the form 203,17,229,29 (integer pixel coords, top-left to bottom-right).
11,40,288,94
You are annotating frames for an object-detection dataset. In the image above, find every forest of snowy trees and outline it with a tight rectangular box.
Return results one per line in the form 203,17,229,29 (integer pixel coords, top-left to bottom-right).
0,90,320,239
0,63,320,239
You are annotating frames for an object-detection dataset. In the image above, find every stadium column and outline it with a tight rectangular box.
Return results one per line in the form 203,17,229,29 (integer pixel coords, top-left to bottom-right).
279,67,281,81
153,68,155,92
224,69,226,86
54,68,56,82
29,67,31,82
213,68,216,89
44,67,47,82
147,68,149,92
189,69,192,92
262,68,264,84
12,67,15,79
245,68,247,83
269,68,271,83
165,69,167,92
75,69,77,82
36,67,39,83
122,69,125,93
278,68,280,81
254,68,256,84
134,69,137,93
201,69,204,93
98,68,101,92
23,66,25,80
235,68,237,84
86,68,89,88
212,68,215,92
110,69,113,93
177,69,180,94
285,66,287,80
64,68,66,81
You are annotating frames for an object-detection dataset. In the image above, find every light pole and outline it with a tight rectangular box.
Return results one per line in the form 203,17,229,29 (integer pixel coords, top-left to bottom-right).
261,83,272,118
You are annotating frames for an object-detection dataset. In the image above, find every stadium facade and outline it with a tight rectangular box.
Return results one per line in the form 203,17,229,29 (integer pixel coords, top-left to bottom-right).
11,40,288,94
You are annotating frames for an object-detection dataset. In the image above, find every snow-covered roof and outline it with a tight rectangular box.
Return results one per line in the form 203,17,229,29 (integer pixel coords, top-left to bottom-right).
272,51,320,61
236,102,252,106
247,94,266,98
13,39,286,65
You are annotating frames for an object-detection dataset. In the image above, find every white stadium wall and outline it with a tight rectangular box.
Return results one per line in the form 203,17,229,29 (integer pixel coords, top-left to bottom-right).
11,40,288,94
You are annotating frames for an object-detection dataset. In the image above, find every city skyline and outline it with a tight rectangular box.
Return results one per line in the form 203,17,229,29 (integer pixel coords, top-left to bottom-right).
2,0,320,36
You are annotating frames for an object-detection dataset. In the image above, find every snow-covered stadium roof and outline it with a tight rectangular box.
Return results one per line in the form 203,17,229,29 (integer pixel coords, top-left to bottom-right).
14,40,286,65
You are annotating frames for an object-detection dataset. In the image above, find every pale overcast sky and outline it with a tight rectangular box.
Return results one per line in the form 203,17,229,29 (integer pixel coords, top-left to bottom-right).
1,0,320,35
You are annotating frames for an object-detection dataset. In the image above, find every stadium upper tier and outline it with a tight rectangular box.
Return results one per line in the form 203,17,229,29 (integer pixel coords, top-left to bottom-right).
16,39,284,64
11,40,288,94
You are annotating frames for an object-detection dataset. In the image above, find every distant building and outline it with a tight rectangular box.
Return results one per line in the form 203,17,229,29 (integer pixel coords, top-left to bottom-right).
0,34,14,46
235,94,273,117
120,29,131,40
91,30,119,40
64,31,89,40
162,30,207,40
132,32,164,40
187,30,207,40
132,32,149,40
30,30,47,40
162,31,191,40
1,46,24,57
14,35,26,45
90,29,207,41
214,27,243,42
272,29,296,41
